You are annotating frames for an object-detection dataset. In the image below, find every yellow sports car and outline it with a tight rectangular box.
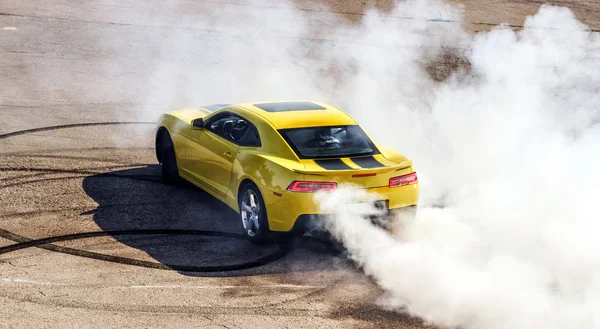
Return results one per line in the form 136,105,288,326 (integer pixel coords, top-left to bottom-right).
155,101,419,242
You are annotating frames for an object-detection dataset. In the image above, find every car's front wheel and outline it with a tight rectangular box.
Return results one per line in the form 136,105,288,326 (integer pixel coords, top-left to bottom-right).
239,183,270,243
158,130,180,184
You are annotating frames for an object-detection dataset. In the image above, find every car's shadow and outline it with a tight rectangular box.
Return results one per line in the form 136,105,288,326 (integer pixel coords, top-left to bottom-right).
82,165,347,277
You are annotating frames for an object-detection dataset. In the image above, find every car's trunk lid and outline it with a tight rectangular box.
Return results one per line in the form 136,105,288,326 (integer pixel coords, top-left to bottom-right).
294,154,413,188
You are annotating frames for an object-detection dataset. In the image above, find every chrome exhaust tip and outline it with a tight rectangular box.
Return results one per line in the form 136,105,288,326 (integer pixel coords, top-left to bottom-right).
308,228,321,237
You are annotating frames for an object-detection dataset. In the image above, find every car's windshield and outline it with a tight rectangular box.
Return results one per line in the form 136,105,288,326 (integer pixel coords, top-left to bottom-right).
279,125,378,159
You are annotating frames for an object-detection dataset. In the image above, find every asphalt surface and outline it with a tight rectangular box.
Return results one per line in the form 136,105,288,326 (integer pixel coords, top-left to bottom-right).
1,1,600,328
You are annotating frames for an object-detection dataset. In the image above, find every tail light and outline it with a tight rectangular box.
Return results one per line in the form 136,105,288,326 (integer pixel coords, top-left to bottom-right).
389,172,418,188
287,181,337,192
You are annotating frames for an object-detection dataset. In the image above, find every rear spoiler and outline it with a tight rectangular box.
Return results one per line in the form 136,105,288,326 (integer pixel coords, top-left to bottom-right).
292,160,413,175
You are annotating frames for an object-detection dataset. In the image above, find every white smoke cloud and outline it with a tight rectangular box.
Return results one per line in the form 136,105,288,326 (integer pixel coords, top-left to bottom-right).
315,3,600,329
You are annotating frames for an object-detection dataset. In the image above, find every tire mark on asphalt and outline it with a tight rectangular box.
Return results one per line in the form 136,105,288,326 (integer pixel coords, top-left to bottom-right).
0,165,159,188
1,174,161,189
0,171,46,182
3,6,598,32
471,20,600,32
0,277,325,290
1,202,196,223
0,166,147,174
1,153,147,164
1,175,87,189
0,121,156,140
0,229,291,272
0,146,154,157
0,292,325,317
0,164,149,175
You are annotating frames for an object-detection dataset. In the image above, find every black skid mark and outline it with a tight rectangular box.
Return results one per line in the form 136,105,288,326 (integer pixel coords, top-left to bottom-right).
0,121,156,140
0,165,162,189
0,229,291,272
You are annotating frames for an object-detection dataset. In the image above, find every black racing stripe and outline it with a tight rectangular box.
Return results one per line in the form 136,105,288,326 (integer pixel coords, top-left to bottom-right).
351,156,385,168
314,159,351,170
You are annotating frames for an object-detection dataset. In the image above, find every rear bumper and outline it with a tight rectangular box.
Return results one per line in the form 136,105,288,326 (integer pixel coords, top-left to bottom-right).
290,214,328,233
263,183,419,232
289,205,417,234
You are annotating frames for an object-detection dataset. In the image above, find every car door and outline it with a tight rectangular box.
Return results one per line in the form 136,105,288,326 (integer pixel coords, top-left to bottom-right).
185,113,241,197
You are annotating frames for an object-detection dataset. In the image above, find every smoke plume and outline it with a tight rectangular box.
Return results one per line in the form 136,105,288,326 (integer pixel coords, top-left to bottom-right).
315,3,600,329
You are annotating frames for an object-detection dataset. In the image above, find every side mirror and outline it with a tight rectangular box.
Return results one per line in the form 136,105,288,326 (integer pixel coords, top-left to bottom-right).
191,118,204,130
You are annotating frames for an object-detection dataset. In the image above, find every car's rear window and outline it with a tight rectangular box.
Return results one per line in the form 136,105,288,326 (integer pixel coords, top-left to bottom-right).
279,125,379,159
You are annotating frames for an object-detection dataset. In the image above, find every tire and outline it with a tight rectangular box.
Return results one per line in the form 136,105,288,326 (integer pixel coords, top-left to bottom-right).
159,131,180,184
238,183,270,243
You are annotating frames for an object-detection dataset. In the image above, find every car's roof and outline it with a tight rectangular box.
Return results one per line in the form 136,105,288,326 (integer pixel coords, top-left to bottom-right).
234,101,357,129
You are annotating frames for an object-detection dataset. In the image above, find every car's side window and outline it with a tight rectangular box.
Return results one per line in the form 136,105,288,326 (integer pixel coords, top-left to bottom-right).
205,113,261,147
239,125,261,147
207,115,237,138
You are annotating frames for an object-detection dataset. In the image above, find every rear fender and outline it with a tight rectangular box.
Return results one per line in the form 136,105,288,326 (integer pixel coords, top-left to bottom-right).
229,152,304,212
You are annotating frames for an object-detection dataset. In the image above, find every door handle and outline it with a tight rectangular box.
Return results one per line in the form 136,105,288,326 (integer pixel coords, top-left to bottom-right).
223,152,232,159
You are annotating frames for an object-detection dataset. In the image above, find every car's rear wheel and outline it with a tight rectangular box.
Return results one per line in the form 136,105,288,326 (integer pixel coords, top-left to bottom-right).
239,183,269,243
159,131,180,184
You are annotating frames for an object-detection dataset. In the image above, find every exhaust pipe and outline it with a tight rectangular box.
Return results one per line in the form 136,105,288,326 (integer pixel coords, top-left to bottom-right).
308,228,321,237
